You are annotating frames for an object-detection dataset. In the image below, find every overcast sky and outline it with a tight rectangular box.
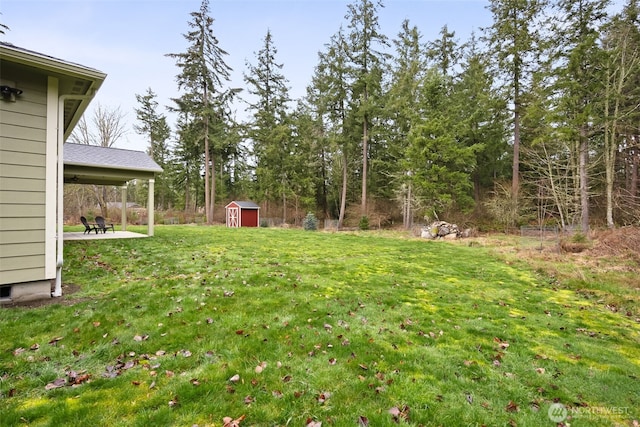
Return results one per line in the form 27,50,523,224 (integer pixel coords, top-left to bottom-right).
0,0,625,152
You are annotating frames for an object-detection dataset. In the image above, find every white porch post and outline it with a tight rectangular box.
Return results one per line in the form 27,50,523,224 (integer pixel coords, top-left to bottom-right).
121,185,127,231
148,178,155,236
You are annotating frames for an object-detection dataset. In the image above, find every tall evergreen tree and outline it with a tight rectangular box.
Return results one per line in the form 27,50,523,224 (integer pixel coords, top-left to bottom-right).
134,88,171,161
344,0,389,216
485,0,548,198
166,0,232,224
553,0,610,233
453,33,509,204
427,25,460,77
134,88,172,209
244,29,292,219
601,0,640,227
307,28,353,228
384,20,427,228
406,70,480,218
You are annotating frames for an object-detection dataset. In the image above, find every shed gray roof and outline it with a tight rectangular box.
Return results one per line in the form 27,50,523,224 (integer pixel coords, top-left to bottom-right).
226,201,260,209
64,143,162,186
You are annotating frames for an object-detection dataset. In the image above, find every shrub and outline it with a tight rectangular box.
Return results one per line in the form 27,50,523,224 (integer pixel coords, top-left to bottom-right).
303,212,318,231
359,215,370,231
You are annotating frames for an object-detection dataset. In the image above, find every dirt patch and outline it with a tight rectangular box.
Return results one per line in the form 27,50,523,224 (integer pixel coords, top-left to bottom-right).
1,283,86,309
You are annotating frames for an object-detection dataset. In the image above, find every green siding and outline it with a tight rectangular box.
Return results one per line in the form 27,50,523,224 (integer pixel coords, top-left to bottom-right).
0,61,48,285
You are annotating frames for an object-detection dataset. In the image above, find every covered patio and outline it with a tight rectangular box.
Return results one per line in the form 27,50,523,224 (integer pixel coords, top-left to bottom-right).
63,142,163,237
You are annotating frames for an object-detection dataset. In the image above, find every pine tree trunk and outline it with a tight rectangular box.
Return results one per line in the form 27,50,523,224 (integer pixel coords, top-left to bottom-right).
321,150,328,219
512,100,520,198
211,154,216,222
338,151,348,230
361,116,368,216
579,128,589,234
282,179,287,225
632,148,638,196
204,83,212,225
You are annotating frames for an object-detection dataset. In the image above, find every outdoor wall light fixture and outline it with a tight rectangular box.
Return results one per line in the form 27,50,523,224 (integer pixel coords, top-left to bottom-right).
0,85,23,102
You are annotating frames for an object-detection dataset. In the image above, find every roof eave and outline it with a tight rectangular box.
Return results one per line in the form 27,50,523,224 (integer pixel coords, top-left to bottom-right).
0,43,107,81
64,160,163,174
0,43,107,138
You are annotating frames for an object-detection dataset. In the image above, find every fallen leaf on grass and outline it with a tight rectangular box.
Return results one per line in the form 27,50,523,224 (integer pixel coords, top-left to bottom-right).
229,374,240,383
389,405,410,422
505,400,520,412
13,348,25,356
168,396,179,407
222,415,245,427
305,419,321,427
30,344,39,351
317,391,331,404
48,337,63,345
45,378,66,390
493,337,509,349
358,415,369,426
70,373,91,385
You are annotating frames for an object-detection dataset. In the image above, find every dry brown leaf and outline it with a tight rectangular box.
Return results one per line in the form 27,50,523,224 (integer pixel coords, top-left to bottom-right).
506,400,520,412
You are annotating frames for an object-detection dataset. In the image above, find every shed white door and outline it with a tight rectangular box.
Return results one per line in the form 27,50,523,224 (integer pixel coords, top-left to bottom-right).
227,207,239,227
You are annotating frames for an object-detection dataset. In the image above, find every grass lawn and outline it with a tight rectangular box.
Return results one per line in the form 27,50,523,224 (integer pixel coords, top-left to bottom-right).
1,226,638,426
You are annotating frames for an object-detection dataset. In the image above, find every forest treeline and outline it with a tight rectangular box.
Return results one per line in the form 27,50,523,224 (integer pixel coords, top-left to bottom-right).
73,0,640,232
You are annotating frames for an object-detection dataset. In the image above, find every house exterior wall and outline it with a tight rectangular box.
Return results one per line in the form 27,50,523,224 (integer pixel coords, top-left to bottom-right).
0,61,54,299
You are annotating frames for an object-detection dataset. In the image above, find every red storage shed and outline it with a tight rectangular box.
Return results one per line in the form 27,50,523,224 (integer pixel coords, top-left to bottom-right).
225,201,260,228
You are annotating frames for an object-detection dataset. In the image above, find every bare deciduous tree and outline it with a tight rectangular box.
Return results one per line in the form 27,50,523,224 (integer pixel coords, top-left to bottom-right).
69,104,127,217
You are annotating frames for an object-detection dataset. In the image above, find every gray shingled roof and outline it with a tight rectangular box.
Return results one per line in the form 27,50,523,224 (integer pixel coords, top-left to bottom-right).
63,143,162,186
226,201,260,209
64,143,162,172
0,41,104,76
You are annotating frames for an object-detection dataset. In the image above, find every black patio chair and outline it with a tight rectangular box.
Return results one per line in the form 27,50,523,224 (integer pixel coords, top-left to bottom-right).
81,216,97,234
95,216,115,233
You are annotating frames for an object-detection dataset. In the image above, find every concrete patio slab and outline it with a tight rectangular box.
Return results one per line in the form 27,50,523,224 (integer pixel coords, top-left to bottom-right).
64,231,147,241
